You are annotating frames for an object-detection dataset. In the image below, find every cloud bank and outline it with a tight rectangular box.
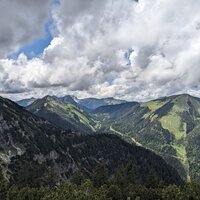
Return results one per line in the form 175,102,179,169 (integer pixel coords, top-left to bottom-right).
0,0,51,57
1,0,200,101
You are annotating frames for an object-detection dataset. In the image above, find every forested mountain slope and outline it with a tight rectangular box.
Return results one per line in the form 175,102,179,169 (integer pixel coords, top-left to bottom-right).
109,94,200,182
26,96,97,134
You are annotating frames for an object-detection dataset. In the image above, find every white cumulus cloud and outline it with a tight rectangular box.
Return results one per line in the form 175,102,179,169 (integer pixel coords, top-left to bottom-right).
1,0,200,101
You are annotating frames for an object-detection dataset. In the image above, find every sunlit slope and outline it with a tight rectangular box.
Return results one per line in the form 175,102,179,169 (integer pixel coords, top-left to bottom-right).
112,94,200,181
27,96,97,133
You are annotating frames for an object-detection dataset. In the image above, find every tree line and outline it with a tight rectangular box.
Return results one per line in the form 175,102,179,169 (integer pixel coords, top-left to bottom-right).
0,162,200,200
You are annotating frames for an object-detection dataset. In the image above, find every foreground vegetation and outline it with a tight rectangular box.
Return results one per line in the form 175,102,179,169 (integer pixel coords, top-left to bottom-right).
1,162,200,200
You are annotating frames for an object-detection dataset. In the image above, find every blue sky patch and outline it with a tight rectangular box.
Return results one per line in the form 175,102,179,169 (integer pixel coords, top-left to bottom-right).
8,21,53,60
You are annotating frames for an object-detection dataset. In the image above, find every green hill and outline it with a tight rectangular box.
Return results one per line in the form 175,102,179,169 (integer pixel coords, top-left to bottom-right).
99,94,200,182
26,96,97,134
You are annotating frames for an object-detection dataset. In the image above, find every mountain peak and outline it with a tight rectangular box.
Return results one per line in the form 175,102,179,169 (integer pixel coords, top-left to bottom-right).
43,95,56,101
16,97,36,107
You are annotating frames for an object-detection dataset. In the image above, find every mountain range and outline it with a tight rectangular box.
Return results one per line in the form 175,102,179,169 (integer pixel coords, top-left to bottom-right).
17,97,36,107
0,96,182,187
17,96,126,110
15,93,200,182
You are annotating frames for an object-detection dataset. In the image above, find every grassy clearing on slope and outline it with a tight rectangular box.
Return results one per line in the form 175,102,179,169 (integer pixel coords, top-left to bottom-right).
94,121,102,130
46,100,97,130
50,100,89,123
174,144,186,159
141,100,166,111
173,143,191,182
172,104,185,113
160,114,186,140
141,100,167,119
159,103,190,181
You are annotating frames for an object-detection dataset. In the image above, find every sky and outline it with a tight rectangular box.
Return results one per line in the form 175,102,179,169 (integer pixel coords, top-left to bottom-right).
1,0,200,101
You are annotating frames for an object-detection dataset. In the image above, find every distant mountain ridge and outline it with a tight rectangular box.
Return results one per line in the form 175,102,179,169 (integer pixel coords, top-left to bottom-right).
16,97,36,107
20,95,129,133
26,95,97,134
77,97,127,110
17,95,127,110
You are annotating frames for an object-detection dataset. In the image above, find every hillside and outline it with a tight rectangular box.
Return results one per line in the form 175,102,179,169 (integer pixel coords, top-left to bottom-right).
92,102,139,117
91,102,139,132
24,96,129,133
26,96,97,133
109,94,200,182
0,96,182,187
